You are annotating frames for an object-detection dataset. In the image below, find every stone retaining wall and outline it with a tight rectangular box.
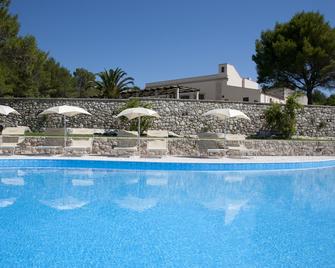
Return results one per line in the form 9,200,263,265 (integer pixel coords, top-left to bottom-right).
5,137,335,157
0,98,334,137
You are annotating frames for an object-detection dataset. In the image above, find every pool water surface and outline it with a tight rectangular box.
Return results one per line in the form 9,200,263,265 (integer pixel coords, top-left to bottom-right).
0,166,334,267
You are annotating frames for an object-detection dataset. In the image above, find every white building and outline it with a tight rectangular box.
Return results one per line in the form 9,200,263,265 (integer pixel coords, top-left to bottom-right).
145,64,307,104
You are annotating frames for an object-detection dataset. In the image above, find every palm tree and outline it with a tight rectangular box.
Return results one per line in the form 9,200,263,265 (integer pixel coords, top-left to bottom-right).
94,67,134,98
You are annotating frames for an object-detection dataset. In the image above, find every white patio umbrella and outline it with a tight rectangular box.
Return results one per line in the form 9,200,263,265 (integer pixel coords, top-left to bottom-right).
116,107,160,151
202,108,250,142
0,105,20,116
39,105,92,146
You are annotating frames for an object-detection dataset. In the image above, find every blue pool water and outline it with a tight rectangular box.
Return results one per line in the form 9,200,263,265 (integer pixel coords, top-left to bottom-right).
0,164,334,267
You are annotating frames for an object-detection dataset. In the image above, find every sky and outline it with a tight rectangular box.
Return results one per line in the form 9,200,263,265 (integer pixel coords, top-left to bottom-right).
10,0,335,88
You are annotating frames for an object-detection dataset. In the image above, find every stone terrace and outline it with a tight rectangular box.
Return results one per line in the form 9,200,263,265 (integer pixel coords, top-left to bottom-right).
0,98,334,137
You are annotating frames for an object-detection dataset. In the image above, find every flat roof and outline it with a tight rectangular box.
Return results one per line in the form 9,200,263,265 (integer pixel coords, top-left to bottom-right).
120,85,200,98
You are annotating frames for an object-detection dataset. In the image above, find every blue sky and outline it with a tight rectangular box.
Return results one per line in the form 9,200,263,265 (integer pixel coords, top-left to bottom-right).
10,0,335,88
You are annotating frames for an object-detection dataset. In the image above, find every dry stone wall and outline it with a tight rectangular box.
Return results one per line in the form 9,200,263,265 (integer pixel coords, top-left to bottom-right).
0,98,334,137
6,137,335,156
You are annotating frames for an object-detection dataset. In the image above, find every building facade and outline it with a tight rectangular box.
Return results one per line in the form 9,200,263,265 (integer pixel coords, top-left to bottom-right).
145,64,307,104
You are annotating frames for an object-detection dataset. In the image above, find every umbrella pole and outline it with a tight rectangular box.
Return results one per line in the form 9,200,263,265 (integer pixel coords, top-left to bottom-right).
64,115,67,147
224,119,227,148
138,116,141,155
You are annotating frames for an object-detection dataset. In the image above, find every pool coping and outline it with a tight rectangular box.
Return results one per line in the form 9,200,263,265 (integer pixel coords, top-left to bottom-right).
0,155,334,171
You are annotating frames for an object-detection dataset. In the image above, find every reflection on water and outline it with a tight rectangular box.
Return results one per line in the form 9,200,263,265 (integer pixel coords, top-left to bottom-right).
39,196,89,211
293,168,335,212
0,167,334,215
0,198,16,208
1,178,25,186
71,179,94,187
115,195,158,212
202,197,249,225
0,167,334,266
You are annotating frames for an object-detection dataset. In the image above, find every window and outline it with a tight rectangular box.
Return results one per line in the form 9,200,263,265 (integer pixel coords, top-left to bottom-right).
221,66,225,73
243,97,249,102
199,94,205,100
181,95,190,99
254,100,259,103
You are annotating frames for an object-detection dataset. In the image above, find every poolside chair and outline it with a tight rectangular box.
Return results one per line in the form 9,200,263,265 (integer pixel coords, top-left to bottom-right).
67,128,96,136
0,126,30,155
225,135,257,158
64,137,93,156
197,132,227,157
226,144,258,158
146,130,169,157
224,134,247,141
113,130,138,156
2,126,30,136
33,128,65,154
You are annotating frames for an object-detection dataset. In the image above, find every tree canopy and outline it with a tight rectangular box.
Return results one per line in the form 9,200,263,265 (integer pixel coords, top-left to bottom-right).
253,12,335,104
73,68,98,98
312,90,335,106
94,68,134,98
0,0,137,98
0,0,76,98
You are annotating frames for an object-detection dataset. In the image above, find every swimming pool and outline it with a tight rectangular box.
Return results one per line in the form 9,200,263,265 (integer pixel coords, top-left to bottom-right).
0,160,334,266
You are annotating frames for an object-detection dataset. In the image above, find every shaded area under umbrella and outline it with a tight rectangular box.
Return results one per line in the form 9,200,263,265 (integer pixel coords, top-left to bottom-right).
202,108,250,145
116,107,160,152
39,105,91,146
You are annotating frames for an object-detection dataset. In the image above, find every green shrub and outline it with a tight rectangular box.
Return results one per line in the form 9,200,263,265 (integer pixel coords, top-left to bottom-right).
264,93,302,138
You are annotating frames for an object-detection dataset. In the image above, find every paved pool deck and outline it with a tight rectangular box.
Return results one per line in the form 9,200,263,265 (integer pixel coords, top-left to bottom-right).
0,155,334,164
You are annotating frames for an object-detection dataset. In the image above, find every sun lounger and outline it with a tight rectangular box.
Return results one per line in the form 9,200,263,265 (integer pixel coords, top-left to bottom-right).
217,133,257,158
64,137,93,155
67,128,96,136
33,128,65,154
226,144,257,158
146,130,169,157
2,126,30,136
223,134,247,141
0,136,25,155
168,131,183,138
0,126,30,154
197,133,227,157
114,130,138,156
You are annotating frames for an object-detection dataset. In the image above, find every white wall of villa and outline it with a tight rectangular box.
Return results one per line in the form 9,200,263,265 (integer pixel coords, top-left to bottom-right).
146,63,284,103
260,93,285,104
218,64,259,89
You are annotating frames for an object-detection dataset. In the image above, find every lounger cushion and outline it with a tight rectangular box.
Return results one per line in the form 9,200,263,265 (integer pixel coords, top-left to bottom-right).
2,126,30,135
67,128,96,135
147,130,169,138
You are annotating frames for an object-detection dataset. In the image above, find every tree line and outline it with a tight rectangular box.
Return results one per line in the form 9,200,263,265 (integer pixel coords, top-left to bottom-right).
1,0,335,103
0,0,136,98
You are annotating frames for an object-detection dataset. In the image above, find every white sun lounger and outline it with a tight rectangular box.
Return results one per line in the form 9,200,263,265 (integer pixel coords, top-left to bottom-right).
146,130,169,157
64,137,93,155
67,128,96,136
197,132,227,157
227,144,258,158
114,130,138,156
33,128,65,154
0,126,30,154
